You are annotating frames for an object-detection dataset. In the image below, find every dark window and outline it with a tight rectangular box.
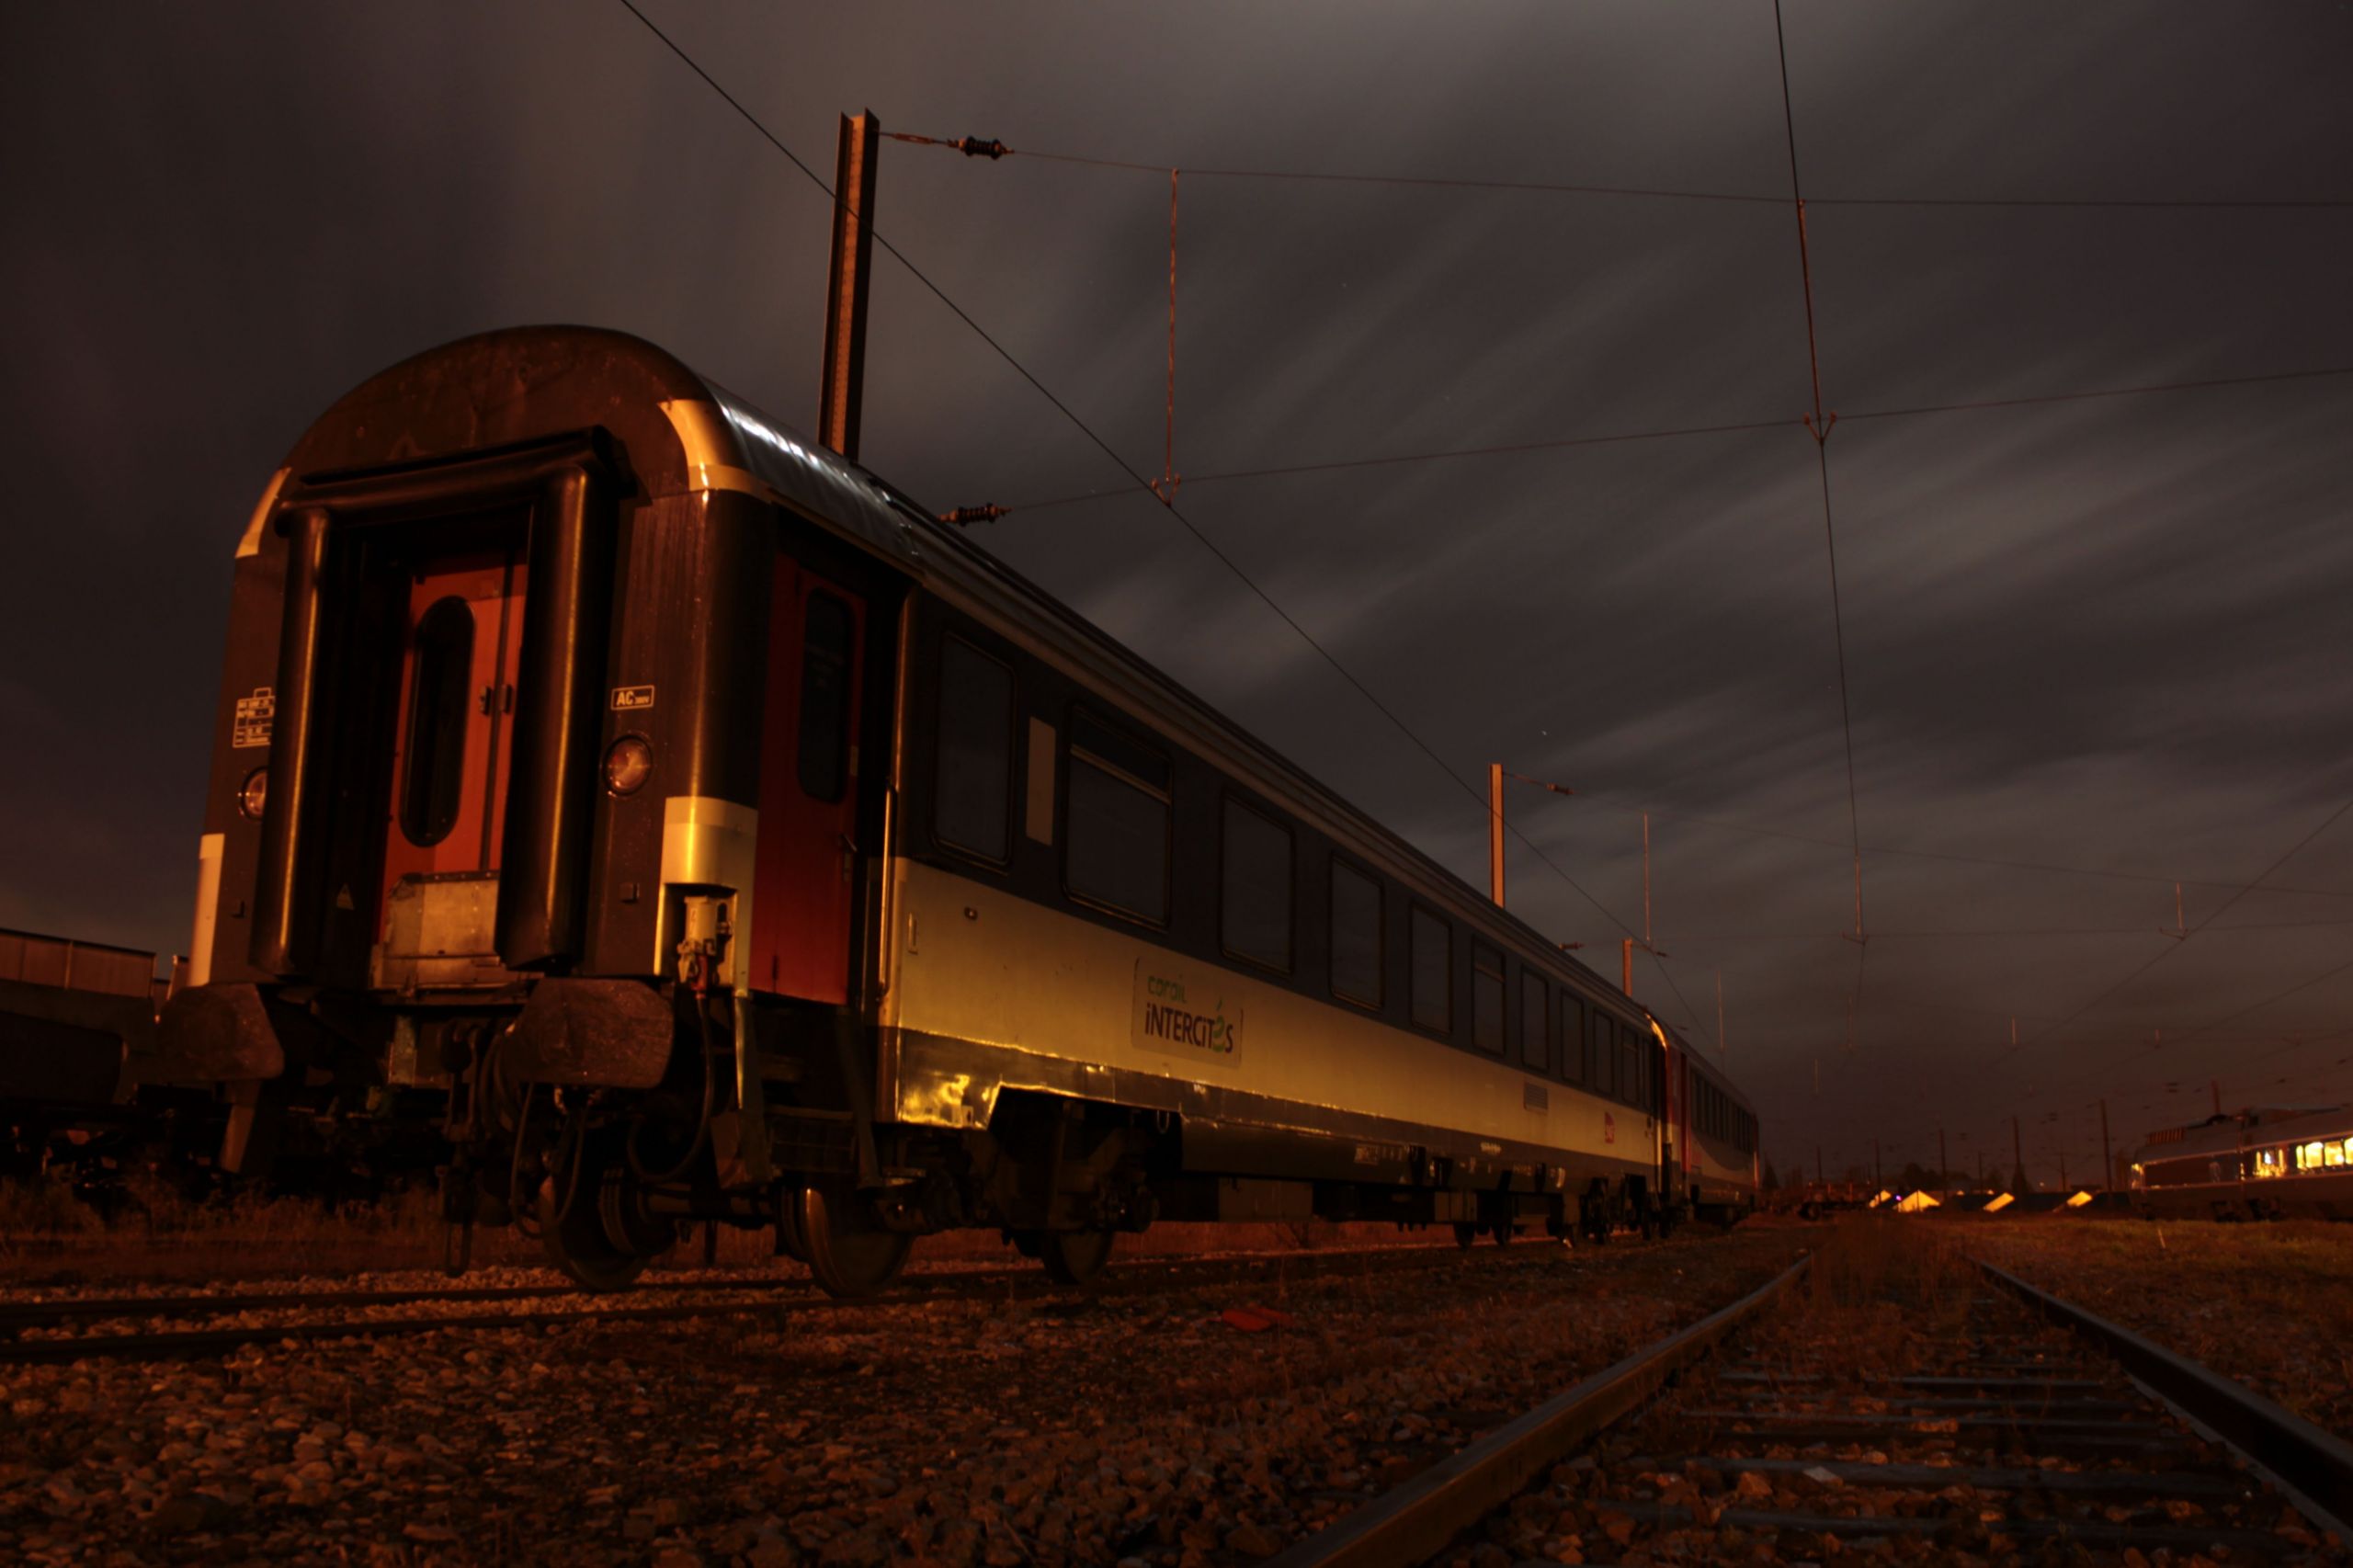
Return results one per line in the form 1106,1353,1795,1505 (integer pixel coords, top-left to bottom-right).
398,596,474,847
1221,798,1292,971
1330,859,1382,1007
1472,942,1505,1053
1620,1041,1637,1107
1410,906,1451,1034
1559,996,1584,1082
1518,971,1549,1074
1588,1012,1613,1096
797,593,856,801
1065,710,1171,923
933,637,1013,861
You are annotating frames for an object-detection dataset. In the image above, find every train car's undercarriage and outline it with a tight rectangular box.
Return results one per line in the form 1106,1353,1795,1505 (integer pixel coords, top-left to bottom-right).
277,978,1677,1295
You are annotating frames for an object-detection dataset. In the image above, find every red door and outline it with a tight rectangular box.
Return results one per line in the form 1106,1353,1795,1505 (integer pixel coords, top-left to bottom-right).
380,550,527,933
750,559,866,1002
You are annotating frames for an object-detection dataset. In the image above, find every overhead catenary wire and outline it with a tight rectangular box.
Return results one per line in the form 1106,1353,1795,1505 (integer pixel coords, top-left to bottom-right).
631,3,2353,1139
615,0,1651,950
1969,790,2353,1105
2010,948,2353,1125
988,364,2353,517
886,131,2353,210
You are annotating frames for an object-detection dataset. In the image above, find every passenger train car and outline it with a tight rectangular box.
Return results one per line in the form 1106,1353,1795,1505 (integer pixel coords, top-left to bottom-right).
152,327,1759,1292
2131,1106,2353,1221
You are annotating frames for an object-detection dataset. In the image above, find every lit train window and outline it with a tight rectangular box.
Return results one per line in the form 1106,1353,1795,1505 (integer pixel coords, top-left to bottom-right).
1329,859,1382,1008
1220,798,1292,972
934,637,1013,862
2302,1141,2326,1171
1518,971,1549,1074
796,593,856,803
2326,1140,2346,1168
397,596,474,847
1065,710,1171,924
1409,905,1451,1035
1472,943,1505,1054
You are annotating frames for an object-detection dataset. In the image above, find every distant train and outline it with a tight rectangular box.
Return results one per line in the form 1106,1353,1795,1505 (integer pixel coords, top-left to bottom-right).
2130,1107,2353,1221
148,326,1760,1292
0,928,214,1184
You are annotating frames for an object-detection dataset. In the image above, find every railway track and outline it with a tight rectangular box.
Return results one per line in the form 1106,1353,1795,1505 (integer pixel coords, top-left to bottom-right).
0,1229,1662,1366
1271,1224,2353,1566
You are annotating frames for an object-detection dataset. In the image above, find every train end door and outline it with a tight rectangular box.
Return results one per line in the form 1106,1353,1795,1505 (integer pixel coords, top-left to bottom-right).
374,547,528,990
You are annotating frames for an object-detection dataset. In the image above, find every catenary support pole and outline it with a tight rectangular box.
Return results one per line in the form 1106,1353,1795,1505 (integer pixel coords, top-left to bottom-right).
1488,763,1505,907
819,110,881,460
2100,1098,2113,1193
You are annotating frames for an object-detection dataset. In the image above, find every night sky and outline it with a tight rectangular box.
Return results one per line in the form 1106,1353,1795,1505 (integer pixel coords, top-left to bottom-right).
5,3,2349,1184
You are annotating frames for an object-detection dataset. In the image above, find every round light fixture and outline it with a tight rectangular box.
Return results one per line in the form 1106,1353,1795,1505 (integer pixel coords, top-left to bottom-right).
603,735,654,796
236,767,269,820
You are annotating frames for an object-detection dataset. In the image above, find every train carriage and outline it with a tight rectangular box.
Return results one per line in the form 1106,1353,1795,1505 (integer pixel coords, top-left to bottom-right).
153,326,1756,1291
2131,1107,2353,1221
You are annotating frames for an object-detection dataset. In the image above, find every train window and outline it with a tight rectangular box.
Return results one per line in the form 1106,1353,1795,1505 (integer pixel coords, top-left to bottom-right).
1472,943,1505,1053
1518,971,1549,1074
1065,710,1171,924
933,637,1013,862
1619,1040,1637,1107
1588,1012,1613,1096
1558,996,1584,1082
397,596,474,847
1409,905,1451,1034
1221,798,1292,972
797,593,856,802
1329,859,1382,1008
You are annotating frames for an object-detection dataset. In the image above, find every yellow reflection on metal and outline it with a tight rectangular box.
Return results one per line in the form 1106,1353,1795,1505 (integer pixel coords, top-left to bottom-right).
2064,1188,2094,1208
1893,1189,1940,1212
657,399,780,500
1983,1192,2015,1212
235,469,290,560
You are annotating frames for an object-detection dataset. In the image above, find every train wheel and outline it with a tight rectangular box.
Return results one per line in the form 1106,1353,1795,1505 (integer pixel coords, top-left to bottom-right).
774,1186,810,1264
539,1139,650,1292
1025,1229,1116,1285
1488,1217,1514,1246
797,1183,911,1300
1452,1221,1480,1250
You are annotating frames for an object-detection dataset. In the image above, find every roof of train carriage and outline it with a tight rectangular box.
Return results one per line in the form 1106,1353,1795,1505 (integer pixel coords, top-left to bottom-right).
273,325,1699,1051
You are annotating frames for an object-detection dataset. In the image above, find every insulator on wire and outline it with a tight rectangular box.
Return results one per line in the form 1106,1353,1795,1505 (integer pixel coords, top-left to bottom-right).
955,137,1008,160
939,504,1009,527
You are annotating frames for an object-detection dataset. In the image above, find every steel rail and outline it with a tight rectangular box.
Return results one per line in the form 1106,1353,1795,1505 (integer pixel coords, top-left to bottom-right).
0,1275,797,1334
1975,1256,2353,1544
0,1233,1522,1336
0,1231,1687,1365
1263,1253,1812,1568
